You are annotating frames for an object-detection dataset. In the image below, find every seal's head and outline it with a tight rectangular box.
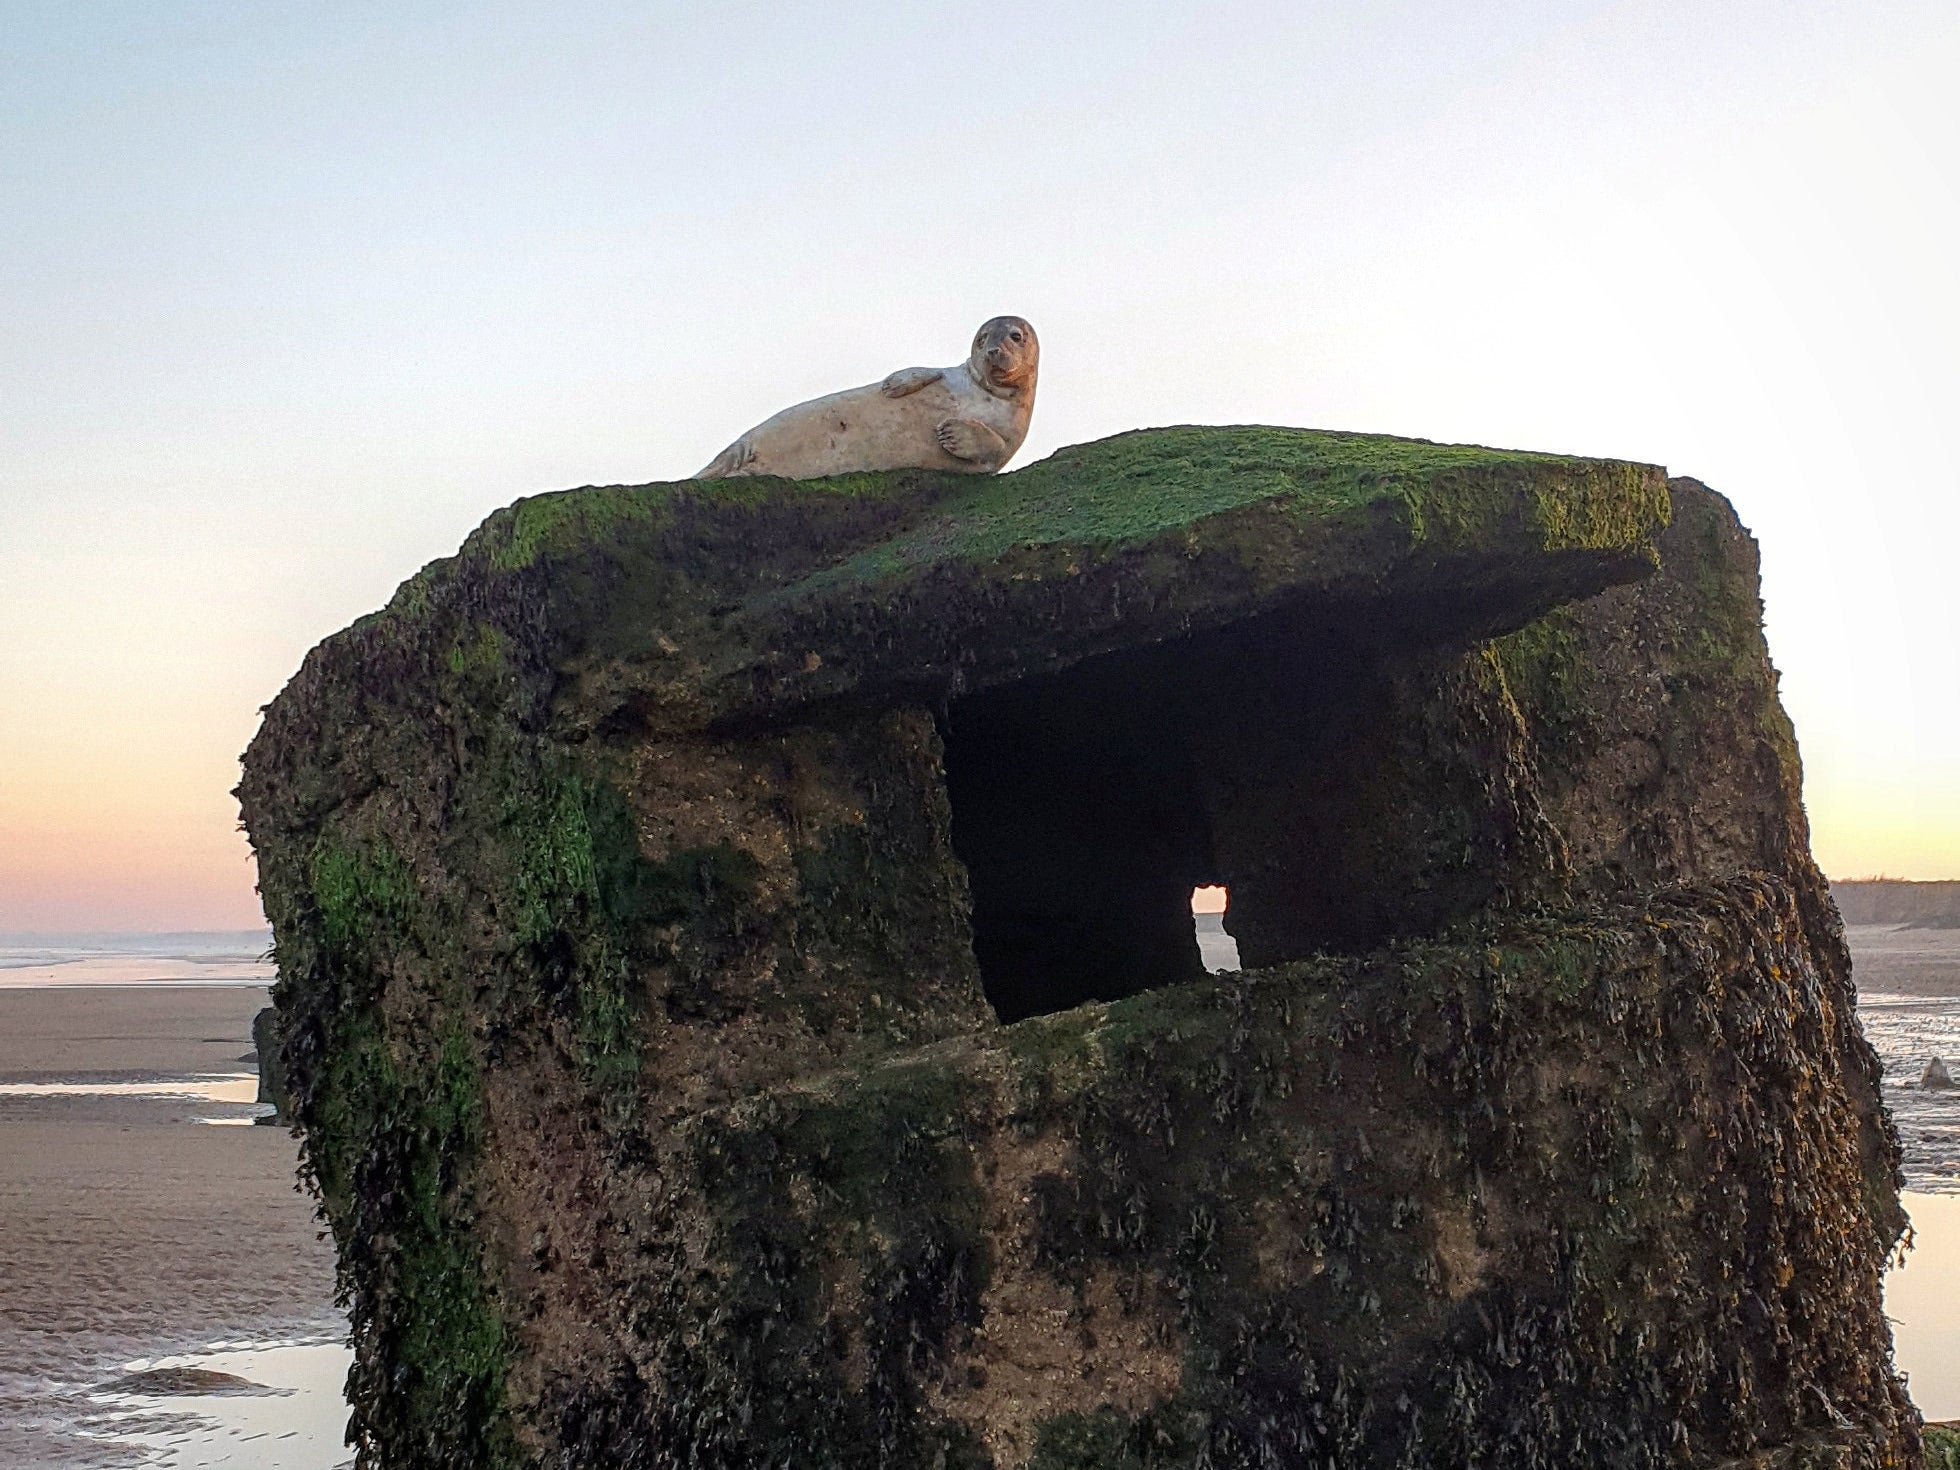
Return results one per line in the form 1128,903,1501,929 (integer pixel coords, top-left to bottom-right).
969,316,1038,398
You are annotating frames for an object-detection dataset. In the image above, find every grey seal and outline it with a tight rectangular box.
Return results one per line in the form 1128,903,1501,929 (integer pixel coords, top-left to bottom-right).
697,317,1038,480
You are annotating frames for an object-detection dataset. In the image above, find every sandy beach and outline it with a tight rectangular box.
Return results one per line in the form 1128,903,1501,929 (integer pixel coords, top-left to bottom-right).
0,984,341,1467
1,931,1958,1461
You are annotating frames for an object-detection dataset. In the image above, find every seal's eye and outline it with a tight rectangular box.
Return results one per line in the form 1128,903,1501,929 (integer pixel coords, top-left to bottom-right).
1009,330,1024,343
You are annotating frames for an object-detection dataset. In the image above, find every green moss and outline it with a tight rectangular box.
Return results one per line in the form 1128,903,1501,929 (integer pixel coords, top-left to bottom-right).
1399,457,1665,557
809,1055,983,1209
979,888,1898,1467
1001,1007,1103,1122
1926,1425,1960,1468
506,772,642,1096
1002,1007,1102,1070
972,426,1634,553
310,837,415,959
508,777,602,949
445,623,508,679
240,426,1903,1466
472,483,674,572
386,563,444,621
383,1027,511,1465
788,427,1664,592
306,1007,391,1224
1660,489,1808,781
510,772,757,952
1494,607,1592,743
469,466,921,573
501,764,771,1099
1028,1408,1158,1470
685,465,912,507
346,1028,512,1467
294,942,514,1469
417,428,1665,628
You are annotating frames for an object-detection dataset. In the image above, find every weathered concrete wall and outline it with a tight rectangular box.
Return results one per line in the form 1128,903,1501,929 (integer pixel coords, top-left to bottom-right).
238,428,1912,1468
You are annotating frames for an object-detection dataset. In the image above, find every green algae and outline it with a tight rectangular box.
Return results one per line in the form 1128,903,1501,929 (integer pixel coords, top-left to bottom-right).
788,426,1665,593
1028,1407,1165,1469
281,834,517,1470
311,838,415,960
1493,606,1593,747
446,623,508,680
282,426,1670,756
470,465,920,573
1665,482,1806,775
475,483,673,572
507,775,609,949
594,879,1907,1468
501,766,766,1092
365,1026,513,1470
986,886,1903,1468
915,425,1654,562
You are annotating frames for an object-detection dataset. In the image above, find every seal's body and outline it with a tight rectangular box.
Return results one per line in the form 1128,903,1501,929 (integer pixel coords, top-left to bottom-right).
697,317,1038,480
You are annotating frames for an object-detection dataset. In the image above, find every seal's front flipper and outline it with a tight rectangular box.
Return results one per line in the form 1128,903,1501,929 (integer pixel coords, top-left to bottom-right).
936,417,1010,470
696,435,756,480
880,367,943,398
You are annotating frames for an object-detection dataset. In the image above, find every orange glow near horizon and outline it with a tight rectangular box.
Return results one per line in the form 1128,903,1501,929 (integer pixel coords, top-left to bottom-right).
0,656,270,931
1807,782,1960,885
5,752,1959,934
0,796,265,933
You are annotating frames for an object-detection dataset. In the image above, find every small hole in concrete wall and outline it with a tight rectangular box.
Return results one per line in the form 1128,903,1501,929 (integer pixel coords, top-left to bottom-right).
1192,886,1241,973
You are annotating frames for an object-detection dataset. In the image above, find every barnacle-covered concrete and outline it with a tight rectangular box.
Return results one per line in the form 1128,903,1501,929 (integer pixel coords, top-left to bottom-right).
237,429,1914,1468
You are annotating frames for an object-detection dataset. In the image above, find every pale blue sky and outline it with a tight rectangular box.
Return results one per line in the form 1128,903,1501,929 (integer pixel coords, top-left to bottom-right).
2,1,1956,926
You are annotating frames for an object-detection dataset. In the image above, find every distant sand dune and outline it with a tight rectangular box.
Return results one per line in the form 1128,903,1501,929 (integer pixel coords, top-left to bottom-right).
1835,879,1960,929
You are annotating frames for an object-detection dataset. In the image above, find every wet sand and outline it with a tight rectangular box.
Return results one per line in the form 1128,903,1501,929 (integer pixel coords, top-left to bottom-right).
2,937,1956,1461
0,985,341,1467
1848,923,1960,998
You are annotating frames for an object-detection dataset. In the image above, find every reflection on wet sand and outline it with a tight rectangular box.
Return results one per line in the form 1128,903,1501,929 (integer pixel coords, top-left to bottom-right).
1891,1193,1960,1421
0,1075,260,1102
1851,924,1960,1420
81,1338,354,1470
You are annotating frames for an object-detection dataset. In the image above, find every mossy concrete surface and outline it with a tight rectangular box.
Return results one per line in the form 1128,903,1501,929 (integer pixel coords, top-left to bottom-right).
370,425,1668,738
237,428,1914,1468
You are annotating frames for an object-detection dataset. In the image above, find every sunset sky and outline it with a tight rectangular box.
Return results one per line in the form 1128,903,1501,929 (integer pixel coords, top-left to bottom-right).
3,1,1956,931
